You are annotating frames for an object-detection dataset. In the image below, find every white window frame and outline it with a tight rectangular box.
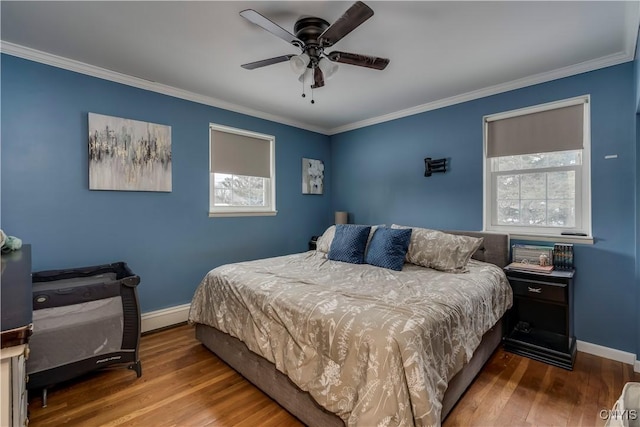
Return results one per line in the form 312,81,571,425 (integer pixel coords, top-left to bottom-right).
483,96,592,243
209,123,276,217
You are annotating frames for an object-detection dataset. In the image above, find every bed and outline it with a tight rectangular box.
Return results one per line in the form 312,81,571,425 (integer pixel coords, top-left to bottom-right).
189,227,511,427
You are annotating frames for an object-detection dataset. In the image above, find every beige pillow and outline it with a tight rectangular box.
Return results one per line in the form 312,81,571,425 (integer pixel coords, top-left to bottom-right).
391,224,483,273
316,225,336,253
316,224,382,253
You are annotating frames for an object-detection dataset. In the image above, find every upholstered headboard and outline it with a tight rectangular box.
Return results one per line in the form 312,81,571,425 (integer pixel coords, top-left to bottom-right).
444,230,510,268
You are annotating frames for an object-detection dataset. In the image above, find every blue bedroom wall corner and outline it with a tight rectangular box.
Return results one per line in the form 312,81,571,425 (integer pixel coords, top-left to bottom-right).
331,63,637,354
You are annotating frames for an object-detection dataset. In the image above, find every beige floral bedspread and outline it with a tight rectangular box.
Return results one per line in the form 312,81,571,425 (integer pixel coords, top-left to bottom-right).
188,251,512,427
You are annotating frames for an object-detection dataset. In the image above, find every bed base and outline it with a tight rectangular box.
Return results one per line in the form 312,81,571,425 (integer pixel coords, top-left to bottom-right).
195,317,504,426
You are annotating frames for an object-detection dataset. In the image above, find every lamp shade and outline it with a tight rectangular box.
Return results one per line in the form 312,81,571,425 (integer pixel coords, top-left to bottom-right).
318,58,338,80
290,54,310,75
335,211,348,225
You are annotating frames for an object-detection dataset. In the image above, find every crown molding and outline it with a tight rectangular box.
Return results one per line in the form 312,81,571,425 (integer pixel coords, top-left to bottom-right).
0,41,329,135
624,0,640,59
327,50,634,135
2,31,637,138
329,4,640,135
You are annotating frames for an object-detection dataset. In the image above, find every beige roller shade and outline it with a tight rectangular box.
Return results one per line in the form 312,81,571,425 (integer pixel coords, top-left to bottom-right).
211,129,271,178
487,103,584,158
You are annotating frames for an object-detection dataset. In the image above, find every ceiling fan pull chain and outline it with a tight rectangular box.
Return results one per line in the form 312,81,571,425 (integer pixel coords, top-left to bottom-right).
311,87,315,104
301,72,306,98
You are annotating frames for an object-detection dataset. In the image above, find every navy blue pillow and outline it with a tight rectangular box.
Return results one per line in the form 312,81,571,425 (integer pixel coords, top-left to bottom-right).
365,227,412,271
328,224,372,264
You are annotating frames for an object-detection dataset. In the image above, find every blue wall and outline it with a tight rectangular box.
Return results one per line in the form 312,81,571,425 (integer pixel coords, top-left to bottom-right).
331,63,637,353
2,52,638,356
1,54,332,313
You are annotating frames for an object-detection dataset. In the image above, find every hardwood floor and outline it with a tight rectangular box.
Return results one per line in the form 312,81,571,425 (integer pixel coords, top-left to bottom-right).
28,324,639,426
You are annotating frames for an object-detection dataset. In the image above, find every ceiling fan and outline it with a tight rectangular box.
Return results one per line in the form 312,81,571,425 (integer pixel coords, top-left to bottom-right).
239,1,389,95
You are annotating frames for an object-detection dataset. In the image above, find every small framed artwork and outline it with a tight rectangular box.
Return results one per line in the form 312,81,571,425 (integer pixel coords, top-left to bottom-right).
302,158,324,195
88,113,172,192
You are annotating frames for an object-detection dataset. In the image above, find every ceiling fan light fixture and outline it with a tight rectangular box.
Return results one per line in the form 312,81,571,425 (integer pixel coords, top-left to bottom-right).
239,2,389,98
298,68,313,83
290,53,310,75
318,58,339,80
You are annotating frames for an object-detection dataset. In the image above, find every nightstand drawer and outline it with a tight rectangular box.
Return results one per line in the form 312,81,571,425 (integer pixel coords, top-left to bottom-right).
510,278,567,304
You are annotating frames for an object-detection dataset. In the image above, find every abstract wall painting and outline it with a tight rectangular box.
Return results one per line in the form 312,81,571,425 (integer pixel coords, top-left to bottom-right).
88,113,172,192
302,158,324,195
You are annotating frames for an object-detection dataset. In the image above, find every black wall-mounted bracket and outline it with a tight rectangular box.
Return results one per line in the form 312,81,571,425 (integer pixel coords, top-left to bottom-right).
424,157,447,177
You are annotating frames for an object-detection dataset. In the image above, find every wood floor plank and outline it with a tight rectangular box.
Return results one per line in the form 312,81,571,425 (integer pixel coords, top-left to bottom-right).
565,350,592,426
491,356,541,427
444,349,521,426
28,324,640,427
468,350,530,426
33,359,229,426
526,362,574,426
571,352,606,427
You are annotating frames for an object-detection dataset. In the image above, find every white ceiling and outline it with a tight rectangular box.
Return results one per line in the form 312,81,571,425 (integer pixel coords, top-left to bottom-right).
1,1,638,135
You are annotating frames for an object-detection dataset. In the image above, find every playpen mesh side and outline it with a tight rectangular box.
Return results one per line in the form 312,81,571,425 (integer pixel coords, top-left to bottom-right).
27,297,124,374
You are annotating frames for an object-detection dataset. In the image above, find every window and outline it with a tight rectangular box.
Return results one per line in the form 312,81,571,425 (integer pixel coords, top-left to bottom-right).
484,96,591,240
209,124,275,217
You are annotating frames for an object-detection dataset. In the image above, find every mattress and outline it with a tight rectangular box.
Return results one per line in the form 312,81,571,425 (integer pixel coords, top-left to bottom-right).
189,251,512,426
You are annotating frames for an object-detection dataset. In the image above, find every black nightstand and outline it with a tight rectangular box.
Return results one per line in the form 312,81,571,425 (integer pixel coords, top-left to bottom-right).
503,267,576,370
308,236,319,251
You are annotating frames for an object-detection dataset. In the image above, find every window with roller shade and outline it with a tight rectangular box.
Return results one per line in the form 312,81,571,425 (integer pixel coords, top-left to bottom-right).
209,124,276,217
483,96,591,238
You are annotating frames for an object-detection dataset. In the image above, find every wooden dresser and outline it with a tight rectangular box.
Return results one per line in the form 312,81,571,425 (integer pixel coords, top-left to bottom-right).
1,245,32,426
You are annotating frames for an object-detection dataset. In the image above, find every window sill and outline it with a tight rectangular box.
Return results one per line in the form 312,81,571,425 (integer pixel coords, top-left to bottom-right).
208,210,277,218
507,233,594,245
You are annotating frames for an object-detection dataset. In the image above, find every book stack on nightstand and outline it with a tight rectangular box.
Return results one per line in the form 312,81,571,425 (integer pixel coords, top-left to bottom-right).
503,244,576,370
553,243,574,270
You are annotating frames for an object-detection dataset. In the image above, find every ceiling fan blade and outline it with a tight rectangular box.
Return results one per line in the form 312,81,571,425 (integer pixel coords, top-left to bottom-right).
311,67,325,89
328,51,389,70
240,9,303,47
319,1,374,47
241,55,295,70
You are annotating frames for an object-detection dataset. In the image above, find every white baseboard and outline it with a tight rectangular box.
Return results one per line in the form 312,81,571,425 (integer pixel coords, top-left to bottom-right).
141,303,191,333
577,340,640,372
141,304,640,372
